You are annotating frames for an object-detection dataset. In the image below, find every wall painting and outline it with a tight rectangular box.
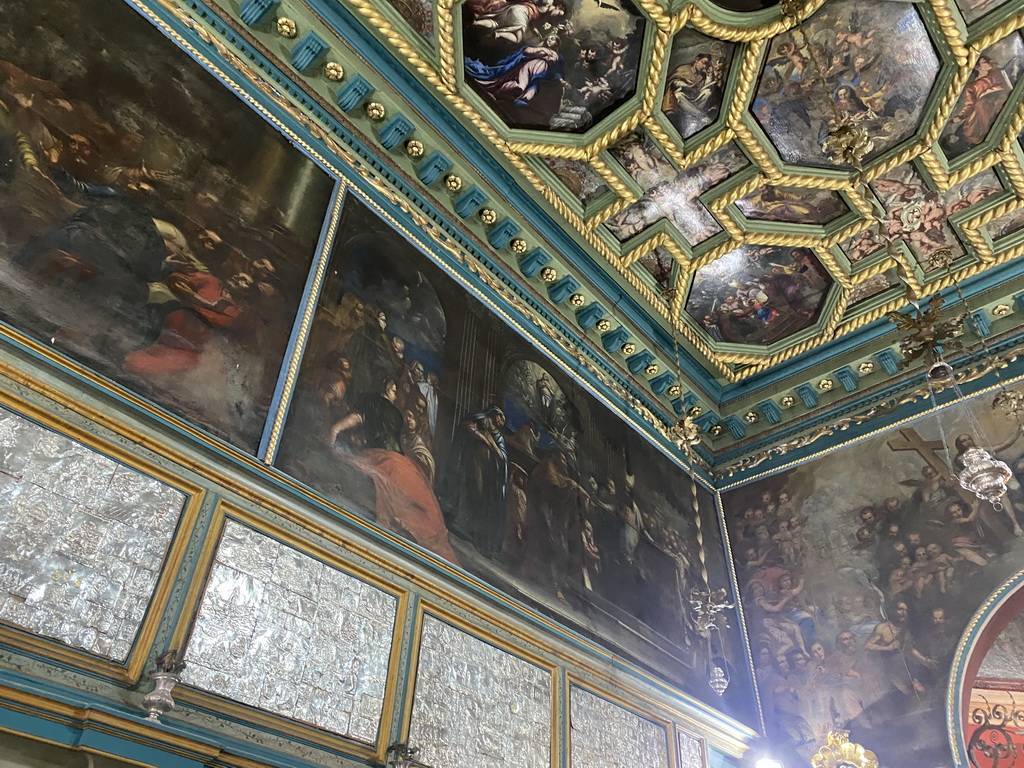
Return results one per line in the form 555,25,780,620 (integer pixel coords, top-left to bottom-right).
0,0,335,452
723,394,1024,766
276,197,756,720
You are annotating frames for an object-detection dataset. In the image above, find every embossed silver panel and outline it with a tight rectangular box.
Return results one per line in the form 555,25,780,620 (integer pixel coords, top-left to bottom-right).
409,615,552,768
183,520,397,744
677,732,707,768
0,406,186,661
569,686,668,768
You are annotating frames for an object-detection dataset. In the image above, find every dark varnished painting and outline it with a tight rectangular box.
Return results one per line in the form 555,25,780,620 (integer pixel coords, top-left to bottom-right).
723,395,1024,767
461,0,645,132
0,0,334,451
277,197,755,718
685,245,833,345
752,0,939,168
605,133,748,244
541,156,610,206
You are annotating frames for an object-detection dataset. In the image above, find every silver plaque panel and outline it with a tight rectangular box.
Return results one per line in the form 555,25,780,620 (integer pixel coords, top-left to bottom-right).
409,615,552,768
569,686,669,768
183,520,397,744
0,406,186,661
677,731,707,768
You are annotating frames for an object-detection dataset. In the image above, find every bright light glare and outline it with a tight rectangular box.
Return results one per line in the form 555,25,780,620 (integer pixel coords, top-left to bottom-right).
756,758,783,768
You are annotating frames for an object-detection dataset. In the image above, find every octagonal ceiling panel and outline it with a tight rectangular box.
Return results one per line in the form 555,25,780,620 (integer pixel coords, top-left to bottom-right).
684,245,833,345
661,29,735,140
461,0,646,132
604,135,749,245
732,184,850,225
752,0,940,169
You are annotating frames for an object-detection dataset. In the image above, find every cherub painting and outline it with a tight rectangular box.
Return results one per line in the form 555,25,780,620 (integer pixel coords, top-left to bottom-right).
685,245,833,345
752,0,939,168
840,165,1001,269
461,0,646,132
661,29,734,139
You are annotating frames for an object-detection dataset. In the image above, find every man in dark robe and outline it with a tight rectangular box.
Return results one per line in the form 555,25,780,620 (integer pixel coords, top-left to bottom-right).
439,405,509,557
329,376,403,453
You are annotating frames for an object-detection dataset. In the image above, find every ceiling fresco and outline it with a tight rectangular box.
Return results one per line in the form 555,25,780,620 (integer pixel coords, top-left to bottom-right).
326,0,1024,389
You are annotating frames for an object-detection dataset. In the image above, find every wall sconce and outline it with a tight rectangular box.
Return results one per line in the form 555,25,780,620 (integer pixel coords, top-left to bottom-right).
386,743,432,768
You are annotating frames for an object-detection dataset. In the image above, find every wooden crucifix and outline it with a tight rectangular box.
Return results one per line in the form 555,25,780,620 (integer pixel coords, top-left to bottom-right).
887,427,1012,539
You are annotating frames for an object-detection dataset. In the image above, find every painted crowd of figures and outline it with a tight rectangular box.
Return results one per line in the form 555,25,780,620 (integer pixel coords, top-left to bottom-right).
0,0,331,449
728,424,1024,761
279,202,734,685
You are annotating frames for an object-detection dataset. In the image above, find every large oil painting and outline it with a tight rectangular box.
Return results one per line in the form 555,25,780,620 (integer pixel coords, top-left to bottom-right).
605,134,748,245
752,0,939,169
723,394,1024,767
461,0,646,132
839,164,1002,270
940,32,1024,160
277,197,755,720
0,0,335,451
684,245,833,345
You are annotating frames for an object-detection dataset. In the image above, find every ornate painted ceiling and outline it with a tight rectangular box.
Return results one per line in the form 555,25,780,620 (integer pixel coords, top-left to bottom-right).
192,0,1024,468
347,0,1024,372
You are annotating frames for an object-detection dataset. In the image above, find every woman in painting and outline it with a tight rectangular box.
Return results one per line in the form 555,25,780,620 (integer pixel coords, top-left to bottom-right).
464,35,564,109
465,0,565,46
833,85,875,121
331,378,460,565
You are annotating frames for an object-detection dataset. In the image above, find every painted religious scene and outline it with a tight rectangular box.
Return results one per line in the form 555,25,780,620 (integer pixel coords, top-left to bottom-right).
752,0,940,169
605,134,748,245
461,0,646,132
661,29,734,140
733,185,850,226
839,165,1003,270
0,0,334,451
684,245,833,345
723,395,1024,766
276,197,755,719
940,32,1024,160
